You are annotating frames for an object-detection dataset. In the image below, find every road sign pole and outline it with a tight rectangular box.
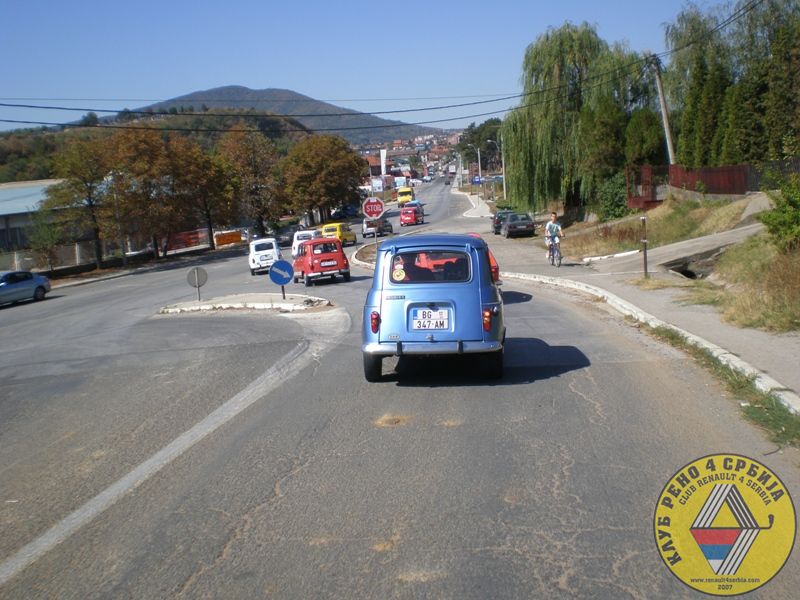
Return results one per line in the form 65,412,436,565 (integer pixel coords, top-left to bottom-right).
281,284,286,300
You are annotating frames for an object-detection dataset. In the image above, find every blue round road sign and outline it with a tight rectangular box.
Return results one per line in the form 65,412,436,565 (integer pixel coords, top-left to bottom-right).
269,260,294,285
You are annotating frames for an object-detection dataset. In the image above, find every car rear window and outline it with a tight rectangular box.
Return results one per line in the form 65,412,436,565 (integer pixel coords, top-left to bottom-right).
254,242,274,252
389,251,470,284
312,242,339,254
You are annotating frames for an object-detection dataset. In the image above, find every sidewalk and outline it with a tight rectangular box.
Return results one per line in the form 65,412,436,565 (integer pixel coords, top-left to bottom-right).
450,190,800,413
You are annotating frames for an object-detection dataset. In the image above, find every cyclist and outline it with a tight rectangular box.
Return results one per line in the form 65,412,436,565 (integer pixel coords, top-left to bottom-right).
544,212,564,261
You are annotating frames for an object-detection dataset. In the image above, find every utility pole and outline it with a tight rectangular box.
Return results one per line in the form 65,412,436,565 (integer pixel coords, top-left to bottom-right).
487,136,507,202
467,144,482,183
647,53,676,165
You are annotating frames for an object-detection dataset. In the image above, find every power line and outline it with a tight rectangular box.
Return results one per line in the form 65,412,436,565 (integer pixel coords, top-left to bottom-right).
0,63,649,135
0,0,765,133
0,93,521,103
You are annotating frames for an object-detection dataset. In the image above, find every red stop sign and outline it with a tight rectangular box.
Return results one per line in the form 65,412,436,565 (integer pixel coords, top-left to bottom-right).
362,196,385,218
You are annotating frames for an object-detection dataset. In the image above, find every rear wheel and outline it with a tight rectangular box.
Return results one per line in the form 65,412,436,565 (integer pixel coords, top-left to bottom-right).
33,286,46,301
343,272,351,282
304,273,311,287
484,350,503,380
250,268,255,276
363,354,382,382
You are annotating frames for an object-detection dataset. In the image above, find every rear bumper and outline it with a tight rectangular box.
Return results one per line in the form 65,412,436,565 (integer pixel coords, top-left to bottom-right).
251,262,275,273
307,268,349,279
362,340,502,356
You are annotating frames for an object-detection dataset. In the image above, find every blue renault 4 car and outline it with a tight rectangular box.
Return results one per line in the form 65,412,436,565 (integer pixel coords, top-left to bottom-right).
361,233,505,382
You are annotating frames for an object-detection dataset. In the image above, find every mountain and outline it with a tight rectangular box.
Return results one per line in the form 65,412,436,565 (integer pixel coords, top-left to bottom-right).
143,86,441,145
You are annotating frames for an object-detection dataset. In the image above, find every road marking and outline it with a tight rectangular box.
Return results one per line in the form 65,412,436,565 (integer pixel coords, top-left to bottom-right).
0,310,348,586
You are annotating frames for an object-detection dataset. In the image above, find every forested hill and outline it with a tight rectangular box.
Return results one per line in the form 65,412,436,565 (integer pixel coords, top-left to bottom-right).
145,86,440,144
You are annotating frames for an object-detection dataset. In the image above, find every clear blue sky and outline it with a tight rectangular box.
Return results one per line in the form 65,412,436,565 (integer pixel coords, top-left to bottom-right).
1,0,702,134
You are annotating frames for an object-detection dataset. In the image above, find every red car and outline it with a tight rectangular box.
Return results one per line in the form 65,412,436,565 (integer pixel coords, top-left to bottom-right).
400,206,424,226
292,238,350,287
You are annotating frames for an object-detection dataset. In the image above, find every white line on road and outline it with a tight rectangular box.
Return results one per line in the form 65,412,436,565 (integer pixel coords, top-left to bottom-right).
0,309,348,586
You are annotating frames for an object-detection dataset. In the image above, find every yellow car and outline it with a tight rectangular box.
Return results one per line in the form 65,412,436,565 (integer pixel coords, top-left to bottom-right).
397,186,415,205
319,222,357,246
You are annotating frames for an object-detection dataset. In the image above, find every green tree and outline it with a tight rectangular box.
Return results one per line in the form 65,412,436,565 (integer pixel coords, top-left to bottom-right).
596,172,630,222
109,128,175,258
694,56,729,166
166,135,238,250
80,112,99,127
625,107,666,166
43,137,111,268
25,207,62,271
504,23,607,211
281,136,365,223
577,94,627,200
764,18,800,159
760,174,800,252
218,130,285,236
456,118,502,171
677,52,706,167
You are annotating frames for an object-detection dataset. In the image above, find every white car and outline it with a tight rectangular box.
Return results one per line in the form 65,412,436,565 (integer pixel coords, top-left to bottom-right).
291,229,322,258
248,238,282,275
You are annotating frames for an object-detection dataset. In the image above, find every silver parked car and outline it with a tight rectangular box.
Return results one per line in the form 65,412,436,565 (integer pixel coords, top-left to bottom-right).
0,270,51,306
361,234,505,381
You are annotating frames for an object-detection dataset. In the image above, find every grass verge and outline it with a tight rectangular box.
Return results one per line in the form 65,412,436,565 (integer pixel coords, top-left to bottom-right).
565,196,749,258
678,235,800,332
647,325,800,448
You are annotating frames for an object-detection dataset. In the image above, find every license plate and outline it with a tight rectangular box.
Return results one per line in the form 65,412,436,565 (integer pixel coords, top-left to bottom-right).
320,260,337,267
411,308,449,330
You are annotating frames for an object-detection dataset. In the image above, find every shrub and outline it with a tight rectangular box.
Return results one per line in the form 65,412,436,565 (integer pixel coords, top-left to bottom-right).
596,173,629,222
760,174,800,252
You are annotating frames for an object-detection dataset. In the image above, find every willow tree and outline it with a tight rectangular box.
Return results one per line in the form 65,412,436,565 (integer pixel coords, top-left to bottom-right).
502,23,649,212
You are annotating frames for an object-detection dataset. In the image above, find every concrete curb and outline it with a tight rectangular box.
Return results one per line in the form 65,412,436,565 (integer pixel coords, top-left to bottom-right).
501,271,800,415
582,249,640,263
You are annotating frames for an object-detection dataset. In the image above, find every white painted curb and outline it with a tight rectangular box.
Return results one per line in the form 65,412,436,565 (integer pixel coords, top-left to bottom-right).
502,271,800,415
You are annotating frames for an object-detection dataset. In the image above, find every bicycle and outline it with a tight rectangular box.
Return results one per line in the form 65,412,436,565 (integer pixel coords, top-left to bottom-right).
547,236,562,267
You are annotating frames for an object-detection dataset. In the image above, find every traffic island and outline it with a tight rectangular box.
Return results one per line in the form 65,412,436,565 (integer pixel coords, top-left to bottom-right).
159,293,333,315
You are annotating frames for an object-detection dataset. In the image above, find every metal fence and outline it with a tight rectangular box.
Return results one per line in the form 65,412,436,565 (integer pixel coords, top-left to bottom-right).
628,158,799,209
0,228,212,272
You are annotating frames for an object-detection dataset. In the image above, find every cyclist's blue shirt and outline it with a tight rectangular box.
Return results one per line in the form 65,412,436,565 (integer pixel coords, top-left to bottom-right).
545,221,562,237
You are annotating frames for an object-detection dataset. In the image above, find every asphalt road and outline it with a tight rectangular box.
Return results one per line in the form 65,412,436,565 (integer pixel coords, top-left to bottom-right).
1,179,798,599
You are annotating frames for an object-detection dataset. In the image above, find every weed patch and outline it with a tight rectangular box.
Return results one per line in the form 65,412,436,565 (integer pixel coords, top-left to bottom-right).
648,325,800,447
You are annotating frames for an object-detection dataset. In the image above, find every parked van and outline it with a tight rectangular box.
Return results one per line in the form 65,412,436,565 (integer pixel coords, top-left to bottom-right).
397,186,415,205
248,237,282,275
319,222,357,246
291,229,322,258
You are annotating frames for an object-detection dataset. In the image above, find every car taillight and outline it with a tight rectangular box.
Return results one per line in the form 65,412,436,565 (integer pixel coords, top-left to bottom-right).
370,311,381,333
482,308,493,331
344,256,349,267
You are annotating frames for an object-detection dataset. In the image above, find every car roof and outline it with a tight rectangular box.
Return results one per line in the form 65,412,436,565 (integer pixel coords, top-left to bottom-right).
377,233,488,251
303,236,340,245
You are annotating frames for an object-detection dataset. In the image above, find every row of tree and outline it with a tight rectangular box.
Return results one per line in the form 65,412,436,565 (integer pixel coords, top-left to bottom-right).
41,127,366,268
499,0,799,214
